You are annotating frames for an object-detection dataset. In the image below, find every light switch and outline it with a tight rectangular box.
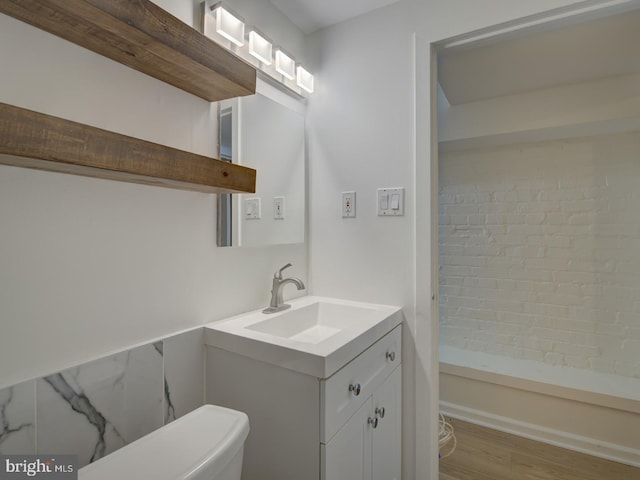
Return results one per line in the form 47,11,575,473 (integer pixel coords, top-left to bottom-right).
377,188,404,216
380,193,389,210
245,197,261,220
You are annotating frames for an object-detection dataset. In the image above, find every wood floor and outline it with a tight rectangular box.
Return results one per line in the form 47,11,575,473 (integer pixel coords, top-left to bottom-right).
439,418,640,480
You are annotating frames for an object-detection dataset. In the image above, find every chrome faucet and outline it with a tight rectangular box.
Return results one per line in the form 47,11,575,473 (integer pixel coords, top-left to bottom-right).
263,263,306,314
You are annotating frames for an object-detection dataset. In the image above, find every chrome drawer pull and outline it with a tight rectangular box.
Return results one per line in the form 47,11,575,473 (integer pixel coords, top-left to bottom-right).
386,351,396,362
375,407,385,418
368,416,378,429
349,383,361,396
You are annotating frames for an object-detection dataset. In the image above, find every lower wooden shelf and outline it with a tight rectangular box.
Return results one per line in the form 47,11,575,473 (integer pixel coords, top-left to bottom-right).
0,102,256,194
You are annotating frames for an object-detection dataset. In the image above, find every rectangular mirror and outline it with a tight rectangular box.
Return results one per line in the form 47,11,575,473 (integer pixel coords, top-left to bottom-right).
217,79,306,247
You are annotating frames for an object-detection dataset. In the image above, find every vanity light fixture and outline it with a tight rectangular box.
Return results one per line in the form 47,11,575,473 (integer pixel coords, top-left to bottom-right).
275,49,296,80
203,2,315,96
248,31,272,65
212,3,245,47
296,65,314,93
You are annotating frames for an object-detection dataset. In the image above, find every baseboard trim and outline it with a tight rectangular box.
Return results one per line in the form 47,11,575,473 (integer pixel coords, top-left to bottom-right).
440,401,640,468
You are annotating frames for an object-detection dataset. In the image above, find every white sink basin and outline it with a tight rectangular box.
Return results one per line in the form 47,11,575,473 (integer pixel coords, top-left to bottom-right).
205,296,402,378
246,302,378,344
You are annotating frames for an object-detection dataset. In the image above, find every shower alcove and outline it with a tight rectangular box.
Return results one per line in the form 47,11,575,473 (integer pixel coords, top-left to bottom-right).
437,6,640,468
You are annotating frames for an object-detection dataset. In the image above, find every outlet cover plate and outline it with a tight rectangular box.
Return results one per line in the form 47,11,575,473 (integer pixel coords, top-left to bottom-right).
342,191,356,218
377,187,404,216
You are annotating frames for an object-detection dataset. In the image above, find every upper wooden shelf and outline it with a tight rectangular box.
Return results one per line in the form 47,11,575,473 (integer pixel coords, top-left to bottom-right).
0,0,256,102
0,102,257,194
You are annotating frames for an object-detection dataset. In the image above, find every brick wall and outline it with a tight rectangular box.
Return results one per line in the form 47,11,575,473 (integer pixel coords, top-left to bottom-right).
438,131,640,378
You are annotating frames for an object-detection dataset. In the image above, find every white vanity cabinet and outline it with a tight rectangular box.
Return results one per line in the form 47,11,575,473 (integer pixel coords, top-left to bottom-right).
206,323,402,480
322,366,401,480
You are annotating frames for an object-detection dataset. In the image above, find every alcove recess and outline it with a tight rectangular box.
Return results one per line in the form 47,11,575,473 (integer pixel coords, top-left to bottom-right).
0,0,257,194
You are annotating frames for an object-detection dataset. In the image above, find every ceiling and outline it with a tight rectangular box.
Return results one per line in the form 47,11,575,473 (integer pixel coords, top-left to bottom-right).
269,0,400,34
439,8,640,106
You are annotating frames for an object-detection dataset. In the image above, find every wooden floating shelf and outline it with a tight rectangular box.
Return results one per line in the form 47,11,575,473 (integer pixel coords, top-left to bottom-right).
0,103,256,194
0,0,256,102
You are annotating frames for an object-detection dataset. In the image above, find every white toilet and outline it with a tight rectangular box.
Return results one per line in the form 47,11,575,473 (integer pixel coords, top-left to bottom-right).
79,405,249,480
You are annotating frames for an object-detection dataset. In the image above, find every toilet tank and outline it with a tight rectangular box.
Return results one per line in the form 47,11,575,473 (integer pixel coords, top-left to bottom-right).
79,405,249,480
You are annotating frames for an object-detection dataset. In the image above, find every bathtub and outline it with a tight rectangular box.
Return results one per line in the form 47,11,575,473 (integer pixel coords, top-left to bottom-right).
439,345,640,467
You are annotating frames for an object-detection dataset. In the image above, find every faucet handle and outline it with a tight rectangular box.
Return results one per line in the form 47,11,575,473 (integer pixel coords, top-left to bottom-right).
275,263,292,279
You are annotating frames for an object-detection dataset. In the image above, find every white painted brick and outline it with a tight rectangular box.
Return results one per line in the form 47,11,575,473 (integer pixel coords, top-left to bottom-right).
552,342,599,357
617,312,640,326
504,246,544,258
613,361,640,378
467,214,485,225
544,304,570,317
556,283,581,296
562,199,599,213
568,259,615,273
545,213,570,225
439,133,640,378
523,303,546,315
590,357,616,374
550,317,596,333
493,191,518,202
444,204,480,215
526,214,546,225
595,323,626,336
568,213,593,225
525,258,569,271
565,355,591,369
522,349,545,362
449,214,468,225
506,224,543,235
544,352,565,365
552,270,597,284
491,234,528,245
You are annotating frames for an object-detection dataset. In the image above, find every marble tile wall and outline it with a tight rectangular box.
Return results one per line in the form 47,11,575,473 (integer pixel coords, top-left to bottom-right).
0,328,204,468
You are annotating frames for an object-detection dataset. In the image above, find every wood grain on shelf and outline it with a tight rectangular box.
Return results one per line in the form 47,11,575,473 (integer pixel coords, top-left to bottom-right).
0,102,256,193
0,0,256,101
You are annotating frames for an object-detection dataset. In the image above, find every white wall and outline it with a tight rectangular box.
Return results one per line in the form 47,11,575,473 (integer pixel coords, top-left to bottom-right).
0,0,307,388
305,0,606,478
439,132,640,378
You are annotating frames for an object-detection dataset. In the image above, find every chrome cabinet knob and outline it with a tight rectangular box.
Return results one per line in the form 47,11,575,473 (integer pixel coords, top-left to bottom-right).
386,351,396,362
368,416,378,429
349,383,361,396
375,407,385,418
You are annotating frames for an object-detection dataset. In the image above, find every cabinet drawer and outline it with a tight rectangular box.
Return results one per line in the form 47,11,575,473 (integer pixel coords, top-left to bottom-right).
320,325,401,443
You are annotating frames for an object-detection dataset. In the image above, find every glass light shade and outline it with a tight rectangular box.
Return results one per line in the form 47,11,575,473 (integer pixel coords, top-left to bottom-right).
215,6,245,47
296,66,314,93
249,31,272,65
275,50,295,80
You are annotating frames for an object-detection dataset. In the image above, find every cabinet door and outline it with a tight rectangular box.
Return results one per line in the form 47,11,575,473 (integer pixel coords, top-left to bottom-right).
372,367,402,480
322,398,373,480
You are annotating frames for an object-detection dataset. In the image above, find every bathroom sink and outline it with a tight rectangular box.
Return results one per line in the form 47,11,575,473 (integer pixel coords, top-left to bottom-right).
205,296,402,378
246,302,378,344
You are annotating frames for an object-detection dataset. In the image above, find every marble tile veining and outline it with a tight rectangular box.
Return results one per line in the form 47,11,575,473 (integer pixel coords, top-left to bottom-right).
0,380,35,454
163,328,204,421
3,328,204,466
37,344,163,467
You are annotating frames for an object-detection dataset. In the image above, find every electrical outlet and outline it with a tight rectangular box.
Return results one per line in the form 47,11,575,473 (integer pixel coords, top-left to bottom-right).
274,196,285,219
341,191,356,218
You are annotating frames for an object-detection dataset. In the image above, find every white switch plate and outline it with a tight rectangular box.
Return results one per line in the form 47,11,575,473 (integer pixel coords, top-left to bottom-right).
341,191,356,218
377,187,404,216
274,196,285,219
245,197,261,220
